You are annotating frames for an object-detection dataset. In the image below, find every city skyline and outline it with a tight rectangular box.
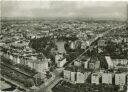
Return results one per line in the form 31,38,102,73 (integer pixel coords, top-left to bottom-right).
1,1,128,20
0,1,128,92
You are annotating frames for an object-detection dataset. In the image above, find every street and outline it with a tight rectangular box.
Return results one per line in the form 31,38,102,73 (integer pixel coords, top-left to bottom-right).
36,68,64,92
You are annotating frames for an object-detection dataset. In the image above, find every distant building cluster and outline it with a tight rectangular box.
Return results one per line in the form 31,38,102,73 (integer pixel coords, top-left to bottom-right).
0,19,128,92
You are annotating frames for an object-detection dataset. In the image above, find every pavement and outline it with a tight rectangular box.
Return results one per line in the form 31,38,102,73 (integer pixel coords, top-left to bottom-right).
36,68,64,92
35,25,125,92
70,25,125,64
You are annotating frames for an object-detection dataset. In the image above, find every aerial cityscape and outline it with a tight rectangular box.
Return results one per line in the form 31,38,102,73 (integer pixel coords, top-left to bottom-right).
0,1,128,92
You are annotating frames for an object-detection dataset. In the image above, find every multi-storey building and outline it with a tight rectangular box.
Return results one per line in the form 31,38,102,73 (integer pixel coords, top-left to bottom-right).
2,52,50,74
63,67,91,84
71,71,76,82
84,60,89,69
102,73,113,84
127,75,128,85
55,54,63,64
76,72,85,83
91,73,101,85
115,73,126,86
63,70,71,80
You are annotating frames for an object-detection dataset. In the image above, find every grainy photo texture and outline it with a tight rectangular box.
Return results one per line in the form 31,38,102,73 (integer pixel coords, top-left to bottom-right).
0,1,128,92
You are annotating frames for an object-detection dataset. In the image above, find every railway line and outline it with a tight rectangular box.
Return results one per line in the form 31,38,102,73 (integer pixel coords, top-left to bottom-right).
0,62,35,91
0,62,34,78
70,25,125,64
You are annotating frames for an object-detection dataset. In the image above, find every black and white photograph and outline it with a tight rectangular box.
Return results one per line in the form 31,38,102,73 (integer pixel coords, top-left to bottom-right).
0,0,128,92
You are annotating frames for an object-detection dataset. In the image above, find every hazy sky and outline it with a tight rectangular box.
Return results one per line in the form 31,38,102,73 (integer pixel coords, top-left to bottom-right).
1,1,128,20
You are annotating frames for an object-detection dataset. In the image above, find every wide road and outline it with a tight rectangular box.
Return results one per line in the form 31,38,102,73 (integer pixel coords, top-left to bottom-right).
37,76,61,92
36,25,125,92
37,68,63,92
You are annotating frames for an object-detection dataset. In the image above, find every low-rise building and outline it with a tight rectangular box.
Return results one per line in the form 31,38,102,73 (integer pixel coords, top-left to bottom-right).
70,41,76,49
98,39,106,47
74,61,82,67
112,59,128,67
81,41,87,49
89,63,95,69
95,60,100,69
55,54,63,64
57,58,67,67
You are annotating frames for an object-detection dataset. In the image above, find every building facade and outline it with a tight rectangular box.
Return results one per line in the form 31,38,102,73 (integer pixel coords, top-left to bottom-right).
115,73,126,86
71,72,76,82
91,73,101,84
63,70,71,80
102,73,112,84
76,72,85,83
